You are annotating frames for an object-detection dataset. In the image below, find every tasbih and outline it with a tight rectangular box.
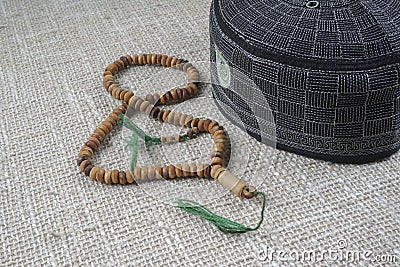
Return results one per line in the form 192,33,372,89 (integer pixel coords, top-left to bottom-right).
77,53,266,233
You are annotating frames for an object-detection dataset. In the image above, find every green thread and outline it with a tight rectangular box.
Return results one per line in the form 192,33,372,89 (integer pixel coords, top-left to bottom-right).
177,191,266,233
118,114,188,171
118,114,161,143
124,134,138,171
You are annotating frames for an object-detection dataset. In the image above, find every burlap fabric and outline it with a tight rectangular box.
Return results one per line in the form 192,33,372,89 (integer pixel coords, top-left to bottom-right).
1,0,399,266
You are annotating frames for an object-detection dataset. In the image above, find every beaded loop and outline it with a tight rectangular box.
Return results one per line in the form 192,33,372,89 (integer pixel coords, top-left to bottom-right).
77,53,243,189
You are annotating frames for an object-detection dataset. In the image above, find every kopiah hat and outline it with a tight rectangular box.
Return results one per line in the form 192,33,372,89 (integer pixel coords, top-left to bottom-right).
210,0,400,163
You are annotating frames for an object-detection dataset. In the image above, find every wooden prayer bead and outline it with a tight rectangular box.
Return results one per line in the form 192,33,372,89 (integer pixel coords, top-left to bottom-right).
120,56,129,67
96,168,105,182
189,163,197,177
170,57,177,67
151,54,157,65
85,140,97,150
191,118,199,128
132,54,139,65
106,63,118,74
79,160,90,172
104,170,112,184
123,91,134,103
155,166,163,179
210,157,223,166
139,100,151,112
126,170,134,183
111,170,119,184
126,55,133,65
182,163,190,177
198,119,206,132
134,167,141,181
196,163,204,177
161,55,168,66
168,165,176,179
146,54,152,65
210,165,224,179
84,164,93,176
148,167,156,180
118,171,127,184
175,164,183,178
115,59,124,71
162,165,169,179
77,155,88,166
141,167,148,180
156,54,162,65
134,98,144,110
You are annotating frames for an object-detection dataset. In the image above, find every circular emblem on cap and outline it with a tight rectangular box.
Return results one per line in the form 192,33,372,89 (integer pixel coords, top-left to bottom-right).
215,46,231,88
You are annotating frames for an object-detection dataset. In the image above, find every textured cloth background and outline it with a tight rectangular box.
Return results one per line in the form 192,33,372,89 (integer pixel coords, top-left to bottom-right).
0,0,399,266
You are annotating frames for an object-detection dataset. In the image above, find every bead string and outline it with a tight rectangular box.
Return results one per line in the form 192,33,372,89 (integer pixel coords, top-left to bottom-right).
77,53,257,197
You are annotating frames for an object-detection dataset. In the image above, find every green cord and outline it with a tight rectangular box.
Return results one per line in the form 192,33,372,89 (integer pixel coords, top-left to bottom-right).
118,114,161,143
124,134,138,172
177,192,266,233
118,114,189,171
118,113,266,233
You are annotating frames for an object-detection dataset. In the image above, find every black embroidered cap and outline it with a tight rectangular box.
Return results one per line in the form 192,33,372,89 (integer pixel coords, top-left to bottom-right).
210,0,400,163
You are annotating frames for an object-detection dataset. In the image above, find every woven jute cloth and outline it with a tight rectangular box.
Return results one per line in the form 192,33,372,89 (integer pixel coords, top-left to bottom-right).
1,0,399,266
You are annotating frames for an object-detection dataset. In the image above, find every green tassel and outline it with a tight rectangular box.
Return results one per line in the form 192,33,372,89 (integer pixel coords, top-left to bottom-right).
177,192,266,233
124,134,138,171
118,114,161,143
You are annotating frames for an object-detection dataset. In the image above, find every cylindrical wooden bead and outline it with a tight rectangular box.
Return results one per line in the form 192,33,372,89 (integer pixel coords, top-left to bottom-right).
156,54,162,65
184,115,193,127
210,165,223,179
155,166,163,179
210,157,223,166
77,155,88,166
173,112,181,125
168,165,176,179
141,167,148,180
134,98,144,110
146,54,152,65
139,100,150,112
104,170,113,184
189,163,197,177
214,167,248,197
161,55,168,66
111,170,119,184
196,163,204,177
126,170,134,183
162,165,169,179
96,168,105,182
204,165,211,178
182,163,190,177
166,56,173,67
132,54,139,65
170,57,177,67
84,164,93,176
134,167,141,181
175,164,183,178
89,166,100,180
106,63,118,74
151,54,157,65
103,70,112,76
118,171,127,184
191,118,199,128
123,91,134,103
79,160,91,172
94,128,106,139
147,167,156,180
198,119,206,132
